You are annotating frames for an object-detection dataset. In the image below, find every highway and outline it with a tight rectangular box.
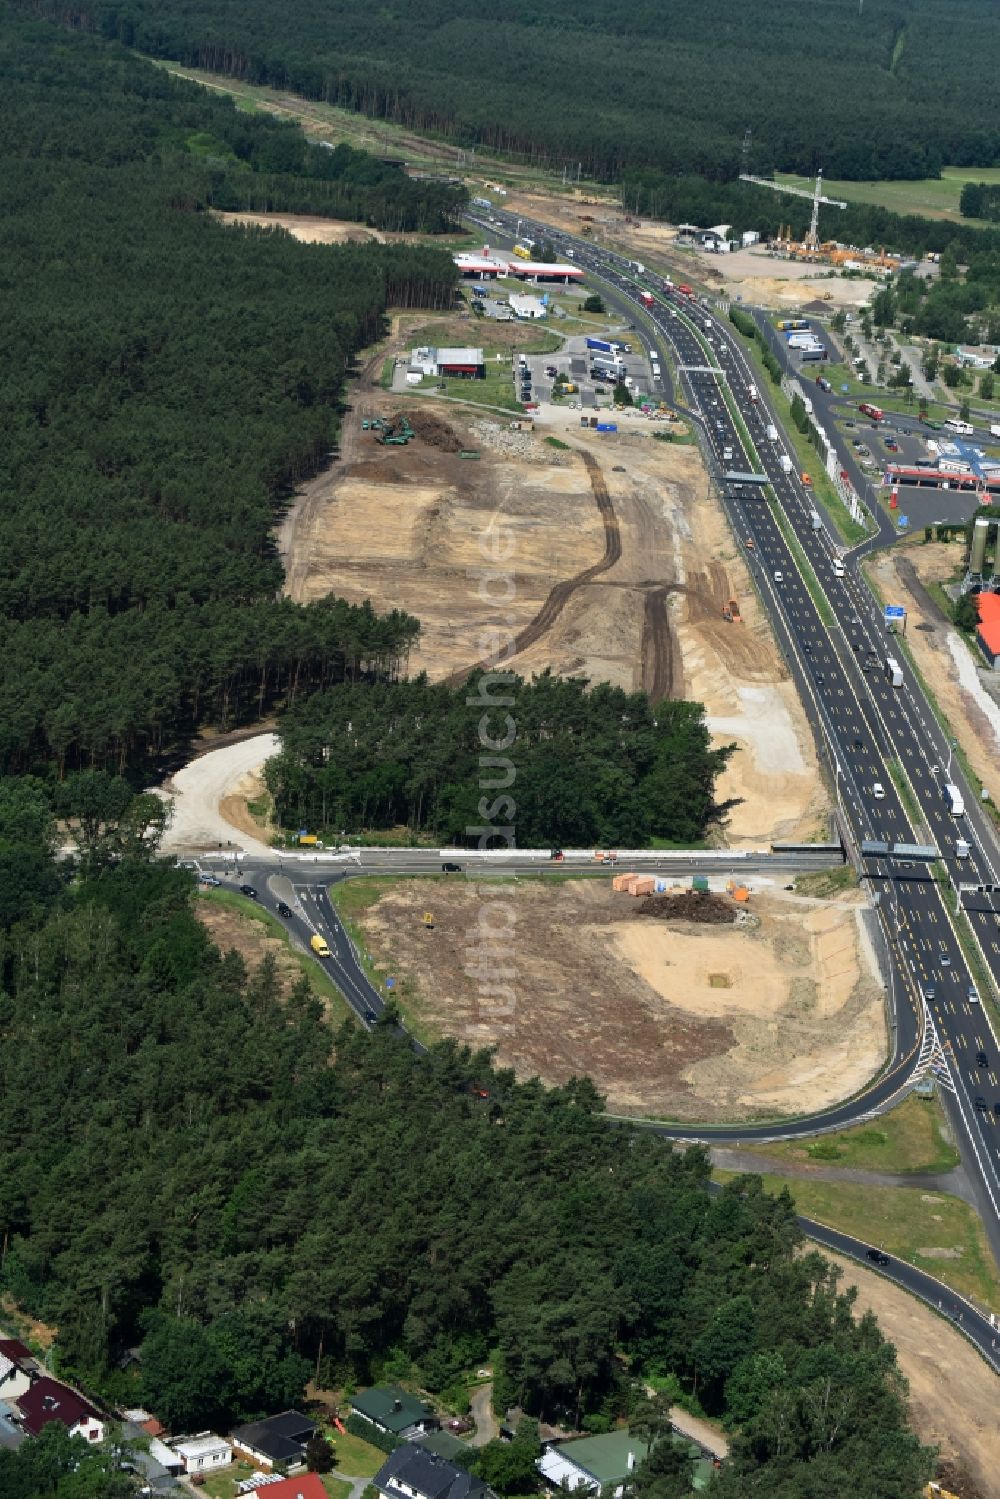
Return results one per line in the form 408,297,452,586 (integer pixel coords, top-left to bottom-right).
186,208,1000,1360
462,207,1000,1265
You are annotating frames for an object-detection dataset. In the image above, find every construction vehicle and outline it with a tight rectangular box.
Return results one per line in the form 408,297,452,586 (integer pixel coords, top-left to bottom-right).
728,597,741,621
374,414,414,445
423,911,435,929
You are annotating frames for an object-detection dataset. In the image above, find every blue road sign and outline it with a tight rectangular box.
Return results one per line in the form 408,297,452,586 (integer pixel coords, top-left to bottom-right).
885,605,906,621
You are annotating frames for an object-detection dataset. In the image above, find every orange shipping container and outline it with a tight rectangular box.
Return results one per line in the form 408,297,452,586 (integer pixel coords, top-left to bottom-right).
630,877,656,896
732,886,749,902
612,873,637,892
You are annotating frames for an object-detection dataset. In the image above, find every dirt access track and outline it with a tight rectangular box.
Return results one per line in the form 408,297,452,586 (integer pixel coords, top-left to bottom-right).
826,1252,998,1499
348,879,885,1122
276,303,825,845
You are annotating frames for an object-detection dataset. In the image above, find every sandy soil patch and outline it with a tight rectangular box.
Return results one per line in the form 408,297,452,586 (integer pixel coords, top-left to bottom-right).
196,900,305,997
213,210,432,247
824,1251,998,1498
868,542,1000,797
351,881,884,1121
279,380,826,845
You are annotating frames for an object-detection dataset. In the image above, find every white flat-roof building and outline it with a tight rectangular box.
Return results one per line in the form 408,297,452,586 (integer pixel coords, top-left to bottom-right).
509,293,547,320
150,1433,233,1475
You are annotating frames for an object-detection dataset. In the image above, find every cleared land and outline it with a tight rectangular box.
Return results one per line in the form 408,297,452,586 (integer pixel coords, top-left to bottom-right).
336,878,886,1122
277,310,825,846
823,1252,999,1499
775,166,1000,225
195,889,353,1025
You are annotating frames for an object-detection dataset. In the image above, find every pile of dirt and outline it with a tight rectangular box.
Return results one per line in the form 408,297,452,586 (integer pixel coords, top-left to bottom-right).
633,891,736,924
405,409,463,451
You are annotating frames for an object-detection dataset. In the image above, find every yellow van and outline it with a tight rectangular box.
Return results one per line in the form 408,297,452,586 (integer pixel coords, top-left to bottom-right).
310,934,331,958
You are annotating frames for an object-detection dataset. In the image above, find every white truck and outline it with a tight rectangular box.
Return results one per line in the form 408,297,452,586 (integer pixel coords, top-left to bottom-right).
809,509,822,530
723,445,734,461
778,454,792,474
942,781,965,816
992,423,1000,439
885,656,903,687
748,384,758,402
766,423,778,442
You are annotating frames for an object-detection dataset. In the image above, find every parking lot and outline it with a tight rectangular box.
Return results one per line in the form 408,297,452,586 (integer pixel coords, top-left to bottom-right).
514,332,664,410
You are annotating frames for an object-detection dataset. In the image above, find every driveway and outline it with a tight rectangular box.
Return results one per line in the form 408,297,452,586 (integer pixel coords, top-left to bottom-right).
469,1382,498,1447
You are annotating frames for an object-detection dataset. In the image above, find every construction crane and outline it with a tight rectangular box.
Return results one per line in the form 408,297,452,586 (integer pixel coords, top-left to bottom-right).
739,128,847,249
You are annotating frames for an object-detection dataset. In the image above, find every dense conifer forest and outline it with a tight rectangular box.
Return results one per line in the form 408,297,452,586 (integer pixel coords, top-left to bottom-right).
0,784,932,1496
29,0,1000,184
267,673,738,846
0,10,461,780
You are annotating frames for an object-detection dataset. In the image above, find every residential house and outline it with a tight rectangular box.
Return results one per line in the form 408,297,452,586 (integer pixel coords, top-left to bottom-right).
537,1433,650,1497
350,1386,437,1440
373,1441,490,1499
172,1432,233,1474
16,1377,104,1444
0,1340,37,1402
241,1476,327,1499
538,1432,714,1496
231,1410,316,1470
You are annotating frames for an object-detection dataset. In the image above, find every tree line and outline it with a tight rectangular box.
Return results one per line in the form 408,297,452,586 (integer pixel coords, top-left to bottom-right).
265,671,739,846
0,783,932,1496
0,10,462,778
22,0,1000,187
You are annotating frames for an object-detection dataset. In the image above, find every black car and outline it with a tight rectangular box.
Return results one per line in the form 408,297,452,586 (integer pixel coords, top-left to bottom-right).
239,884,258,899
364,1008,377,1024
975,1095,988,1111
993,1102,1000,1117
853,737,864,750
442,862,462,873
866,1249,890,1267
977,1051,989,1067
276,901,292,918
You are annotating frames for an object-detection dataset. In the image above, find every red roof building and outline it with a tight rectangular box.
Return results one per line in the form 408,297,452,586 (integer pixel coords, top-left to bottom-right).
16,1376,105,1443
247,1476,327,1499
0,1339,35,1364
976,591,1000,665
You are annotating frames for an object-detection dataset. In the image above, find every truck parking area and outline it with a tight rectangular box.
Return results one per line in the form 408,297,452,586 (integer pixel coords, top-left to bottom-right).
514,332,665,410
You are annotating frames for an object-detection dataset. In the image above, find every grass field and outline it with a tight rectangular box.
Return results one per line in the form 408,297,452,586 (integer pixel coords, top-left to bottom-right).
750,1094,959,1175
774,167,1000,226
715,1168,1000,1313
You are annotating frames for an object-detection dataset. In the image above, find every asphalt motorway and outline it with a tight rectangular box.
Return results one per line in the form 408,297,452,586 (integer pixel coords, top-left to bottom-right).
468,210,1000,1266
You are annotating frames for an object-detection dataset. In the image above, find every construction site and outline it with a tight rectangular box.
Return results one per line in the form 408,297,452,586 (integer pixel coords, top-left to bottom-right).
273,307,827,848
339,874,885,1124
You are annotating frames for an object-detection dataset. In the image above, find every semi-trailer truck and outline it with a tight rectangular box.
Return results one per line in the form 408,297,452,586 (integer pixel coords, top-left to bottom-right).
586,337,614,353
776,319,809,331
801,347,829,361
859,402,884,422
991,423,1000,438
885,657,903,687
639,291,655,307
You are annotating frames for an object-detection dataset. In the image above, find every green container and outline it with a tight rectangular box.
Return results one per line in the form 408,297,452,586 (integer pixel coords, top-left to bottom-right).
692,875,709,892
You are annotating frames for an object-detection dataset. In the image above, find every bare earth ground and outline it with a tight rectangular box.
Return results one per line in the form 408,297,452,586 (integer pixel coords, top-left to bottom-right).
868,542,1000,795
196,900,306,998
277,321,825,845
351,881,885,1121
501,189,873,311
824,1251,998,1498
212,210,439,248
